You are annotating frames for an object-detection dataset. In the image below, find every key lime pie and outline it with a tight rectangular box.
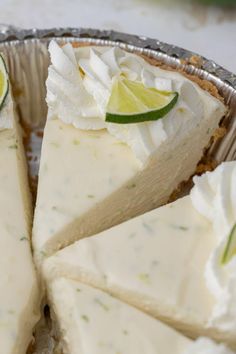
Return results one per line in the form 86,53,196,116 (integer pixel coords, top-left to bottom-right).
0,38,234,354
33,40,226,264
45,278,234,354
43,161,236,348
0,55,40,354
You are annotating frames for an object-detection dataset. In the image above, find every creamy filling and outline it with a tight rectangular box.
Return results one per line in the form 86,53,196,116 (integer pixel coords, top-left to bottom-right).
48,278,191,354
190,161,236,331
46,41,225,163
47,278,233,354
43,195,216,337
0,75,40,352
0,128,40,353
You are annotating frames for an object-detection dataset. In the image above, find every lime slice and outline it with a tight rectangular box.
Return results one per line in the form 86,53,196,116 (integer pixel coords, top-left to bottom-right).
0,54,9,111
221,223,236,265
105,78,178,124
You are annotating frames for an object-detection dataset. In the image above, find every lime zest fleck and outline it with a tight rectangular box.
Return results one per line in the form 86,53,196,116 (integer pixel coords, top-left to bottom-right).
221,223,236,265
113,141,127,147
98,341,105,347
81,314,89,322
88,134,100,139
8,144,18,149
170,224,189,231
79,66,85,78
50,142,60,148
126,183,136,190
40,250,47,257
138,273,150,284
128,232,136,239
8,309,15,315
151,260,159,267
73,139,80,145
20,236,28,241
142,221,153,234
94,298,110,312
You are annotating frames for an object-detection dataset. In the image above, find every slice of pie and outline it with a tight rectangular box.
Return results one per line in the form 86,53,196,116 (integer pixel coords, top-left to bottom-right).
33,40,226,264
43,161,236,348
0,56,40,353
45,277,233,354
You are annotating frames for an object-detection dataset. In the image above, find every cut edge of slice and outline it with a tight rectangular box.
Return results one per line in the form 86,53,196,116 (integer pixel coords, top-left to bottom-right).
0,54,9,111
106,77,178,124
221,223,236,265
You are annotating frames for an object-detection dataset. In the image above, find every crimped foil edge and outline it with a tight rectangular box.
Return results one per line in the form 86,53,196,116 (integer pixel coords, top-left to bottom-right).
0,26,236,88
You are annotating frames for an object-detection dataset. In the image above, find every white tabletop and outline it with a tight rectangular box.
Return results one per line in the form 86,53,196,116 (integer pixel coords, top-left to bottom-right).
0,0,235,73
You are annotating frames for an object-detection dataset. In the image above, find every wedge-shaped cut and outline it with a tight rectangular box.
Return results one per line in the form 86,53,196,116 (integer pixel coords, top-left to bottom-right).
33,122,141,262
33,43,226,265
0,67,40,353
44,278,234,354
43,191,236,349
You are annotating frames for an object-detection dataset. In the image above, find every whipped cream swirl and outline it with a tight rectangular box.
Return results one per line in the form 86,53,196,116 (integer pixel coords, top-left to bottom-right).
190,161,236,332
46,41,224,163
185,337,235,354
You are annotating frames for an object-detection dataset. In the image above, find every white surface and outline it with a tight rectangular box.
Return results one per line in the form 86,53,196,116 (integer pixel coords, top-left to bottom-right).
0,0,235,73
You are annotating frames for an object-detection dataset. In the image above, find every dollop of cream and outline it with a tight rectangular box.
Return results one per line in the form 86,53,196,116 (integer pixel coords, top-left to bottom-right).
185,337,235,354
46,41,225,163
190,161,236,332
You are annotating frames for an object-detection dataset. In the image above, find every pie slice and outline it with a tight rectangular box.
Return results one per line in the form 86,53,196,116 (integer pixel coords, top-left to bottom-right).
43,161,236,348
0,56,40,353
45,278,233,354
33,41,226,264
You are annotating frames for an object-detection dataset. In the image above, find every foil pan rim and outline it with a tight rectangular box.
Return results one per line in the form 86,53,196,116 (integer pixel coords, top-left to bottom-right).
0,26,236,89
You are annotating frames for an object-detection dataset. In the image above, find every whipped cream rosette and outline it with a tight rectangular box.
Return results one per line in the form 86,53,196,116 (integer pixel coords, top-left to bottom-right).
191,161,236,332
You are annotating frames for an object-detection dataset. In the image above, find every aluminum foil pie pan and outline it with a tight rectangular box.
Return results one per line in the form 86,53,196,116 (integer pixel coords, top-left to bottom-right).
0,26,235,353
